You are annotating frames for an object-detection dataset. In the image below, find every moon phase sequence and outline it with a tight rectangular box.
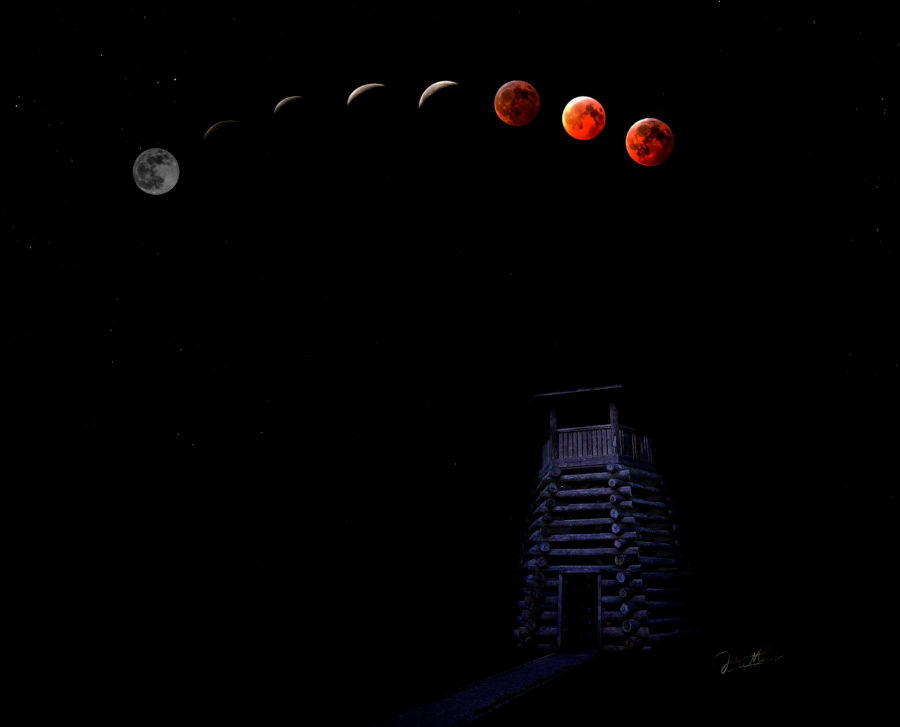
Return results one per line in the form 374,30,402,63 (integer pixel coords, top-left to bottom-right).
133,148,179,195
133,82,674,195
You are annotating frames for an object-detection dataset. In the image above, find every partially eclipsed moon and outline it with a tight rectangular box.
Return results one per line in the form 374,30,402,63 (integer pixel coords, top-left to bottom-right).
274,96,303,114
562,96,606,140
418,81,458,108
133,148,179,195
626,118,674,166
203,119,239,142
494,80,540,127
347,83,385,105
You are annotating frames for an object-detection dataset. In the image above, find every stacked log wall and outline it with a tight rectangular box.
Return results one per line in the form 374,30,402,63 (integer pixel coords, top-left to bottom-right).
516,461,692,652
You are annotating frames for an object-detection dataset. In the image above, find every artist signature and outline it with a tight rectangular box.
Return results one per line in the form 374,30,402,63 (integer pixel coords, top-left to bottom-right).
713,648,784,675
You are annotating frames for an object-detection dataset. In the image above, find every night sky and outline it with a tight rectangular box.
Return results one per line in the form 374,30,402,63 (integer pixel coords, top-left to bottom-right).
5,3,896,722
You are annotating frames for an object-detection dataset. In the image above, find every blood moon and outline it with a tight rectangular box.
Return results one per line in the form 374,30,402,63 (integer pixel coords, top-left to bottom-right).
626,118,674,166
562,96,606,140
494,80,540,126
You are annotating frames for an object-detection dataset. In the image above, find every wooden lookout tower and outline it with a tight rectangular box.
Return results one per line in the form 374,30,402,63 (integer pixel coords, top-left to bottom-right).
514,386,692,653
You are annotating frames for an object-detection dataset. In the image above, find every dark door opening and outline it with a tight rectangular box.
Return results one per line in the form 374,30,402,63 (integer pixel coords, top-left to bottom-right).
560,573,599,650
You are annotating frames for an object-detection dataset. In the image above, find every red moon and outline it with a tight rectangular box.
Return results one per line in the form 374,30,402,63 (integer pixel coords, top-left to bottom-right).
562,96,606,140
494,80,540,126
626,118,674,166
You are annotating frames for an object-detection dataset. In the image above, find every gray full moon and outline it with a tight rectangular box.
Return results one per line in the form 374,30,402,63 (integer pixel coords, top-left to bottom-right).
132,148,179,195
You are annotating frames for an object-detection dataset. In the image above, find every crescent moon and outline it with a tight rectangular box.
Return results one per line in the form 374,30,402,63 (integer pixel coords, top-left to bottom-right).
274,96,303,114
418,81,458,108
203,119,239,141
347,83,385,106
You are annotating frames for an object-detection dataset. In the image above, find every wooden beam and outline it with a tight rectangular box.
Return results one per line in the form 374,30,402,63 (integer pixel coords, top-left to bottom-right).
601,578,643,590
545,518,636,530
559,472,614,483
624,466,663,481
548,564,641,575
630,481,664,494
532,483,559,502
639,556,679,567
602,610,648,622
548,547,639,557
553,504,636,519
545,533,627,543
631,498,668,509
645,587,682,597
633,512,671,523
526,543,552,555
601,595,646,606
601,626,650,639
633,540,676,550
556,487,630,499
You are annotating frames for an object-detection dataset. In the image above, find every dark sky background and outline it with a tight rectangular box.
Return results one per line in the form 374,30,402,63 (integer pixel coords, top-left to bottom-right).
4,2,896,723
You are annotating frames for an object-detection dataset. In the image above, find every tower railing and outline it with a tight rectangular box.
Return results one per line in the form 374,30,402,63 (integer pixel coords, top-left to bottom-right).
548,424,654,468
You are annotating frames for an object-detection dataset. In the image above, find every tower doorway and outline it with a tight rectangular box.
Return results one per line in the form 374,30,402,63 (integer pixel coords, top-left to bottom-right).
560,573,600,650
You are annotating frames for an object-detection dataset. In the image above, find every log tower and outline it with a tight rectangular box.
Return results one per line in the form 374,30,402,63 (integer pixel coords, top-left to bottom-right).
514,386,692,654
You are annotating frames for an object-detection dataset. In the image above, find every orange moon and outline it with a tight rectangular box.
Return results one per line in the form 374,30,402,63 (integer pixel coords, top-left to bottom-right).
626,118,674,166
562,96,606,140
494,80,540,126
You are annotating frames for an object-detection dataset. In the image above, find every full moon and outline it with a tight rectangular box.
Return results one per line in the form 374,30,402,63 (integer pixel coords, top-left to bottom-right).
562,96,606,140
132,148,179,195
626,118,674,166
494,80,540,126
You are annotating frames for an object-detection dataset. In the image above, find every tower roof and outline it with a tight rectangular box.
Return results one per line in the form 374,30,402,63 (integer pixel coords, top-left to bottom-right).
530,385,624,403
